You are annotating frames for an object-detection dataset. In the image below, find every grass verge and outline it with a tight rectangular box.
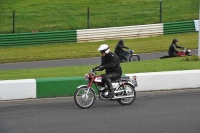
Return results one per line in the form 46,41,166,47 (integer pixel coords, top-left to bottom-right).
0,57,199,80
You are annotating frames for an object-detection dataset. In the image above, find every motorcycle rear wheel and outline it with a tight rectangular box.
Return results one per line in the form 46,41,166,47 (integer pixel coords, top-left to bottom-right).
129,55,140,62
74,86,96,109
117,83,136,105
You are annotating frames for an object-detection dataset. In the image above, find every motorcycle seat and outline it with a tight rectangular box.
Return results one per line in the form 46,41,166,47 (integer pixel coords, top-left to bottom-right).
115,76,130,82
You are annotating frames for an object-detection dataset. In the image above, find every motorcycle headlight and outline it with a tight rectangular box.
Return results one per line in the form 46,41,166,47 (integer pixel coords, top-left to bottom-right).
188,49,191,52
84,74,89,81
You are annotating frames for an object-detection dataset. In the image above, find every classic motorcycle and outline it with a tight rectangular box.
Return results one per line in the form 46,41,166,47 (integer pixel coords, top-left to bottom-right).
177,48,191,56
74,67,138,109
119,49,140,62
160,48,192,59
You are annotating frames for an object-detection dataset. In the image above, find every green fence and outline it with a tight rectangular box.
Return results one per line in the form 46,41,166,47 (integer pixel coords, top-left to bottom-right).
0,30,77,46
164,20,195,35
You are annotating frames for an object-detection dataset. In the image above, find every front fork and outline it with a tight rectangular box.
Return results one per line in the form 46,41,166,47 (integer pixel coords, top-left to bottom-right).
85,87,91,95
82,89,89,101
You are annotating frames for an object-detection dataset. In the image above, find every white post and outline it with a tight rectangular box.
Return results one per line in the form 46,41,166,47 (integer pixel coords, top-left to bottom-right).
198,2,200,57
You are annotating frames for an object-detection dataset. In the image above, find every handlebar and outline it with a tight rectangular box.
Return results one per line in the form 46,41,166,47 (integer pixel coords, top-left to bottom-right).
92,68,100,72
128,49,134,53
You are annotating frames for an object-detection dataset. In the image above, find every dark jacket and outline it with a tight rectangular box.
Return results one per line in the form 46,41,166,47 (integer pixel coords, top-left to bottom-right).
168,43,183,55
114,43,129,55
101,52,122,75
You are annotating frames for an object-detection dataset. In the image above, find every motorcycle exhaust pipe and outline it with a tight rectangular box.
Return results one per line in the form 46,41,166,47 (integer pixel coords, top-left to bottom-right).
112,94,135,99
114,90,125,94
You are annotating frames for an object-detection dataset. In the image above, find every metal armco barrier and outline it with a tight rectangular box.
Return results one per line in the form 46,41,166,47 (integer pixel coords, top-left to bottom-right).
164,20,195,34
0,20,196,46
77,23,163,43
0,30,77,46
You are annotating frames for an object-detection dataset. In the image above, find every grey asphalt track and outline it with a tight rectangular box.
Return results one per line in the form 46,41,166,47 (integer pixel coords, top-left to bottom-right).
1,88,200,133
0,49,198,70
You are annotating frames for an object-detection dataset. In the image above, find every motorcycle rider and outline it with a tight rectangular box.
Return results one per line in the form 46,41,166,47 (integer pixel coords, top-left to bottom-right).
114,39,129,62
168,38,184,57
94,44,122,98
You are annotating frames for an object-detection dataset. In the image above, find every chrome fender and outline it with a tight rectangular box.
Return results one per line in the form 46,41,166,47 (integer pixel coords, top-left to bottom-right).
115,82,135,90
77,85,88,89
127,81,135,87
76,85,96,98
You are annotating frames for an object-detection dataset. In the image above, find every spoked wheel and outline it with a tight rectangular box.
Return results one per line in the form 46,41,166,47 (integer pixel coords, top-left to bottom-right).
74,86,96,109
117,83,136,105
129,55,140,62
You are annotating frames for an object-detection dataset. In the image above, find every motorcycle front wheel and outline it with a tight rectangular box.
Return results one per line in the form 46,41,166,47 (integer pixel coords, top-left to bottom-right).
117,83,136,105
129,55,140,62
74,86,96,109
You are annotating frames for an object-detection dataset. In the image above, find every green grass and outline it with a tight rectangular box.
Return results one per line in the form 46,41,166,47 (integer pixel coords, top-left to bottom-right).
185,55,200,61
0,0,198,33
0,57,199,80
0,32,198,63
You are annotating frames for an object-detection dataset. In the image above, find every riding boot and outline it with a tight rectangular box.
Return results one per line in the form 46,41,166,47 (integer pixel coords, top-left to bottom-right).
102,74,115,98
109,86,115,98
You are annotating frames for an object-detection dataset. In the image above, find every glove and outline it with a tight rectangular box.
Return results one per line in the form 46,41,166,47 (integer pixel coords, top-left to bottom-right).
92,66,101,71
92,66,98,71
98,65,105,71
95,66,100,69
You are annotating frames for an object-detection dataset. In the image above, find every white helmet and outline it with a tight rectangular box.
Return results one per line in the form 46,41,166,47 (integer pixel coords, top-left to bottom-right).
97,44,110,54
